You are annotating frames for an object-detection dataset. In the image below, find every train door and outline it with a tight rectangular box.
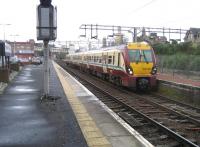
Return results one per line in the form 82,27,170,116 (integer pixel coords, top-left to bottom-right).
86,54,90,69
112,51,119,69
102,52,108,73
119,52,126,72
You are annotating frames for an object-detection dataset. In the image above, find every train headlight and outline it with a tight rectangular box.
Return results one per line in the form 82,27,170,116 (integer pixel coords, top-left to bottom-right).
127,66,133,75
151,66,157,75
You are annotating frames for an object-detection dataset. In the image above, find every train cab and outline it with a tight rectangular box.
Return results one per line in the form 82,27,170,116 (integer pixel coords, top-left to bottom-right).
125,42,157,90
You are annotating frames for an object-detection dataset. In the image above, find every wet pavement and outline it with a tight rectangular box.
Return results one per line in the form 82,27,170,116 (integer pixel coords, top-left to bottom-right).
0,63,87,147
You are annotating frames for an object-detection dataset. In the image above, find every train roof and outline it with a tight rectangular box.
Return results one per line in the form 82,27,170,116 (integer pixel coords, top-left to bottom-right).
68,42,152,56
127,42,152,50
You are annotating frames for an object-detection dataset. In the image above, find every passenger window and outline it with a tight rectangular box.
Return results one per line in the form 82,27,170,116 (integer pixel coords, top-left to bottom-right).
108,56,112,64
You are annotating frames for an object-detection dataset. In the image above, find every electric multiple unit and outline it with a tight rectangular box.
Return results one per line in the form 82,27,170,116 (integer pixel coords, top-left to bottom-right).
65,42,157,90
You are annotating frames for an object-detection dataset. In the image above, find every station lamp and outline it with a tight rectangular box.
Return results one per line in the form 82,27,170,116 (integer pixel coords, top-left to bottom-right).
37,0,57,41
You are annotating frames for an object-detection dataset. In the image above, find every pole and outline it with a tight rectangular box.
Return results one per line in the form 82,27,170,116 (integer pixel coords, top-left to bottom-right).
43,40,49,98
163,27,165,37
134,28,137,42
14,41,15,56
0,24,11,41
3,25,5,41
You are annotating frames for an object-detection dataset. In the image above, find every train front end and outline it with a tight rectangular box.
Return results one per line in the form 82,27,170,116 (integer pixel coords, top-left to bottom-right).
126,42,157,90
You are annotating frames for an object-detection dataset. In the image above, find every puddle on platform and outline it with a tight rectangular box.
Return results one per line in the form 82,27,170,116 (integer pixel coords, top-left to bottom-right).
15,79,35,83
15,88,38,92
11,86,39,93
9,105,29,110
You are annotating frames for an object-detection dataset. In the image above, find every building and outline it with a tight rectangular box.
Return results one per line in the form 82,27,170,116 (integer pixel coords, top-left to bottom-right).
138,32,167,44
9,39,35,62
184,28,200,43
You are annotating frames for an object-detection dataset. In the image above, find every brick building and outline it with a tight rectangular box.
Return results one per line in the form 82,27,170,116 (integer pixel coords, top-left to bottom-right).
9,39,35,62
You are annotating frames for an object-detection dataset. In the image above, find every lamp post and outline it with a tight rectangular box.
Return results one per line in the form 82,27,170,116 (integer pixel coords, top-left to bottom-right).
0,24,11,41
37,0,57,99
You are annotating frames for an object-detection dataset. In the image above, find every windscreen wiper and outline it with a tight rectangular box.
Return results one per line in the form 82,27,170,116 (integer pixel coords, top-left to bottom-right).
142,50,149,64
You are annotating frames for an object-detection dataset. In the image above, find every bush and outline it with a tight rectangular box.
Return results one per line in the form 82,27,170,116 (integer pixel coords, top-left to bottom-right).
153,41,199,55
190,56,200,71
194,45,200,55
157,54,200,71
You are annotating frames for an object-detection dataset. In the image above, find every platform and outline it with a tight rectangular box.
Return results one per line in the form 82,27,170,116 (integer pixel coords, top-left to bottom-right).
53,61,153,147
0,63,87,147
0,61,153,147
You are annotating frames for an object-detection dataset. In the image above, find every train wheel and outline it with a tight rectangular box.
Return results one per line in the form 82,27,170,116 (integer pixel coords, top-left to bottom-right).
116,77,122,86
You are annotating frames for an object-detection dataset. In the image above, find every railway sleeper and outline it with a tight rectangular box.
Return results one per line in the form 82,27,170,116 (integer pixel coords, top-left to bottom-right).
175,119,190,123
100,99,115,103
118,112,143,127
117,108,127,112
143,110,166,114
140,131,160,138
156,141,180,147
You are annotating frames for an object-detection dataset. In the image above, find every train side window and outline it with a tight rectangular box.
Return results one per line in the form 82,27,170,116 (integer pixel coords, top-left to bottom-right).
113,56,115,65
108,56,112,64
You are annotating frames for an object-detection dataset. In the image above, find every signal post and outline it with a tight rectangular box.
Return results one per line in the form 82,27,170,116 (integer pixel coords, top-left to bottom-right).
36,0,57,99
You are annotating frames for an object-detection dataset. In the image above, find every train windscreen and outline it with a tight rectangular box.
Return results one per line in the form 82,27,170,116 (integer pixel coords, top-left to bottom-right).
128,50,153,62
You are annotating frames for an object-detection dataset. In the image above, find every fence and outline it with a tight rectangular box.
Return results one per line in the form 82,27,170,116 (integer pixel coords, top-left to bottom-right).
156,55,200,80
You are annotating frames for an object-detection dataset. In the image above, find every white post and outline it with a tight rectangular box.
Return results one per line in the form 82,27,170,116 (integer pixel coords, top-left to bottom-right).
43,40,49,97
14,41,15,56
134,28,137,42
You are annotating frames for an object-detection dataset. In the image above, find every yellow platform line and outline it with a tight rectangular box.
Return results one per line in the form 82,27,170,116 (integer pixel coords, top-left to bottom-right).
53,62,112,147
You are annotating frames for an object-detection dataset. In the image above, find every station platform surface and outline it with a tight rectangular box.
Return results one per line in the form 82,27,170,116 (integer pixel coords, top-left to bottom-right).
0,63,87,147
53,61,153,147
0,61,153,147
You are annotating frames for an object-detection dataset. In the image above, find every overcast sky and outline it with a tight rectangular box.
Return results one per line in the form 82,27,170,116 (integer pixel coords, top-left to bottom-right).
0,0,200,43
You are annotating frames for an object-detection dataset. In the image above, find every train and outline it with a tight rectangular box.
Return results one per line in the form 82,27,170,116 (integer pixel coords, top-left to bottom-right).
64,42,157,91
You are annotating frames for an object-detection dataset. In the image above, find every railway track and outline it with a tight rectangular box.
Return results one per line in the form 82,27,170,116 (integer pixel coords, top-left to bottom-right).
148,93,200,121
57,61,200,147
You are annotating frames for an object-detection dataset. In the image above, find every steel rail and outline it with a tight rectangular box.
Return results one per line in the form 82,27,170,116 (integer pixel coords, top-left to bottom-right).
57,61,199,147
